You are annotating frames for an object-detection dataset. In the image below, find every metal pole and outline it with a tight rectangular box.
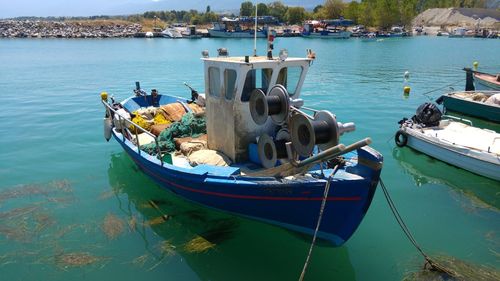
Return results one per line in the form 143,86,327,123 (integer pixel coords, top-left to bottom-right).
253,4,257,56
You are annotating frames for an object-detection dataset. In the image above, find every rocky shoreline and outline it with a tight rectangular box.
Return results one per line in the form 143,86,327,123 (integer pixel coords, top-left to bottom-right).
0,20,142,38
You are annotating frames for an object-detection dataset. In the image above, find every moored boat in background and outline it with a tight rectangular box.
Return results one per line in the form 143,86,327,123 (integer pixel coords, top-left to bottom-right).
208,18,274,38
437,90,500,122
463,67,500,91
161,26,183,38
301,19,352,39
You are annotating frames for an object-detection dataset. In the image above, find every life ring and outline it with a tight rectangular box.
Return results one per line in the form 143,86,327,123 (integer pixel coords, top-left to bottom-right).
395,131,408,147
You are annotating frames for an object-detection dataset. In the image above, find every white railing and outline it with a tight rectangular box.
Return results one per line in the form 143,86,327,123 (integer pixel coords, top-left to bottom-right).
102,100,164,166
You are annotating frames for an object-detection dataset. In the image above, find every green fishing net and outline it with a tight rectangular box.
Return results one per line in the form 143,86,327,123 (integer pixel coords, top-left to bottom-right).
141,113,206,155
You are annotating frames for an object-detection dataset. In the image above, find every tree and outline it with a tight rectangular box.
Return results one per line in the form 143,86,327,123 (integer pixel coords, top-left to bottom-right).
400,0,418,27
374,0,400,29
240,1,254,17
202,12,219,24
321,0,346,19
358,1,375,27
344,1,360,23
268,1,288,22
313,5,323,13
285,7,306,24
257,3,269,16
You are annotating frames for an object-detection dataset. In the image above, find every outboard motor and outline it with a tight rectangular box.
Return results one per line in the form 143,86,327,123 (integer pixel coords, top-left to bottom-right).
412,102,442,127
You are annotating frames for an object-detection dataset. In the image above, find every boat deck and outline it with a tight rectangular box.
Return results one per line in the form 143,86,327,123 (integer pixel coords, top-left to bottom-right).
421,121,500,155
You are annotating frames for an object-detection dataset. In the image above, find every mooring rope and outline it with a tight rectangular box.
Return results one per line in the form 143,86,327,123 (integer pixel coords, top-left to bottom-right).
379,178,457,276
298,165,339,281
421,78,464,101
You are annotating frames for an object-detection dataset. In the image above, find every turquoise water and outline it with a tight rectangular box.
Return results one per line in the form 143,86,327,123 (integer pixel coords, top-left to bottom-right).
0,37,499,280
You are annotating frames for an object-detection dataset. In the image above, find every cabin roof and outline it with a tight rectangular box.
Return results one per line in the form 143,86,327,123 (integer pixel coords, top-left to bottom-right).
202,56,312,65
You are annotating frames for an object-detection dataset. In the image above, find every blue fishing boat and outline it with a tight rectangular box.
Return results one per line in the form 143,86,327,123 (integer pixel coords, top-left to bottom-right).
101,45,383,246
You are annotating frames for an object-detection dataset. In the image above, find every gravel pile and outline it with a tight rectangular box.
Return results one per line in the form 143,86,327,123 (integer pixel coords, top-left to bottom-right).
413,8,500,28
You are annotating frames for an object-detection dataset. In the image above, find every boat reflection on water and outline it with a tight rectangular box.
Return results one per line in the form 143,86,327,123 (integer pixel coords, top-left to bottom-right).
393,147,499,210
107,152,356,281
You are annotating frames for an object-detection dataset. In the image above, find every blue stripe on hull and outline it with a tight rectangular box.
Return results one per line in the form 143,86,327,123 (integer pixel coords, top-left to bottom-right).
113,131,380,245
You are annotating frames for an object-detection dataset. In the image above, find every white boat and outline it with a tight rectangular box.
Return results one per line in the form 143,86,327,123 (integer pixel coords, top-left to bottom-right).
396,104,500,181
449,27,467,38
161,27,183,39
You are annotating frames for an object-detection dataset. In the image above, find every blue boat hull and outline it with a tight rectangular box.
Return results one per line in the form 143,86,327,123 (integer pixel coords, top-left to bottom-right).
112,129,382,246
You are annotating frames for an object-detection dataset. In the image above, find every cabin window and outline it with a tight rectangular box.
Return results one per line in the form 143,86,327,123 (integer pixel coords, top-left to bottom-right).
208,67,221,97
277,66,302,96
241,68,273,102
224,69,237,100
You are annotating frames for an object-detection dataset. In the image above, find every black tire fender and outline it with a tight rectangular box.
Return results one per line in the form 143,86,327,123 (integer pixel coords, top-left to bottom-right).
395,131,408,147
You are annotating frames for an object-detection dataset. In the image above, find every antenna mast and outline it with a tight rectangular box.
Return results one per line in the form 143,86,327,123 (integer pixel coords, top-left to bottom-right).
253,4,257,56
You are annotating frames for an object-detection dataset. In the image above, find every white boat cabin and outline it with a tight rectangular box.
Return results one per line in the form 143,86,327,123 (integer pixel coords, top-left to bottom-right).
202,55,312,162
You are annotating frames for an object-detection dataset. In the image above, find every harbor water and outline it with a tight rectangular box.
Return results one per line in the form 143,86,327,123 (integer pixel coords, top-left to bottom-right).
0,37,499,280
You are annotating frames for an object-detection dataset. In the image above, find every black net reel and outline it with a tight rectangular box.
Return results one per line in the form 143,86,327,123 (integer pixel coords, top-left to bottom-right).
257,132,290,169
249,84,290,125
290,110,341,157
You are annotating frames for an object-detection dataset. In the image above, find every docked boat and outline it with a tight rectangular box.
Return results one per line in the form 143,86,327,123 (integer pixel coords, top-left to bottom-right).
436,31,450,36
181,25,202,39
209,18,272,38
360,32,377,41
463,67,500,91
161,27,183,39
301,22,351,39
437,90,500,122
449,27,467,38
395,103,500,181
100,44,383,246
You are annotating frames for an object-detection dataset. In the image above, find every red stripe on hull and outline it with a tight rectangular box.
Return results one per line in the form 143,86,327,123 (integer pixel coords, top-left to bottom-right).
130,154,362,202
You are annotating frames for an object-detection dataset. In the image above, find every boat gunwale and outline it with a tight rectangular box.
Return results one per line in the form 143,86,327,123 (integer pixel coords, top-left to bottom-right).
401,125,500,162
112,126,381,186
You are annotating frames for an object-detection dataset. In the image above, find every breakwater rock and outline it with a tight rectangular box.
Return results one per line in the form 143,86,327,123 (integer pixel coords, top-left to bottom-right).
0,20,142,38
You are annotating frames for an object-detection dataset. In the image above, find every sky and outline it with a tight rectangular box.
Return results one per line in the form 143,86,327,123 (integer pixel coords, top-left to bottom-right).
0,0,324,18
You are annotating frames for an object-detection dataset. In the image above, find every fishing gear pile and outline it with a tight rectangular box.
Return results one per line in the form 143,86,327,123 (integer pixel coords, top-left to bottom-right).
141,113,206,155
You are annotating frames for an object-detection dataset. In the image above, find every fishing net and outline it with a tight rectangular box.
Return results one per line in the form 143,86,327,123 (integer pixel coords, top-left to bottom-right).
130,113,153,132
129,108,170,133
403,255,500,281
141,113,206,155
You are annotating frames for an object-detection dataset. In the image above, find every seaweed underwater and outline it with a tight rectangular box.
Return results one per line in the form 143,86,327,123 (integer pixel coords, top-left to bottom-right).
403,255,500,281
101,213,125,240
0,180,118,271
